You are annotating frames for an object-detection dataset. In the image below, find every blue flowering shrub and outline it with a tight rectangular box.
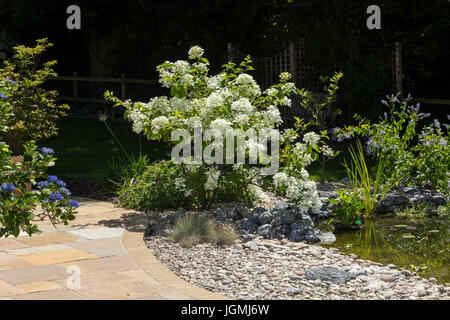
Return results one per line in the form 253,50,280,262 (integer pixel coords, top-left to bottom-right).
334,94,449,192
0,76,78,237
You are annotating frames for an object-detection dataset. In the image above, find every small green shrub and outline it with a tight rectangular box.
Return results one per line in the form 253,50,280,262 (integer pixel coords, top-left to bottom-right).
0,38,69,154
119,160,190,211
328,189,364,230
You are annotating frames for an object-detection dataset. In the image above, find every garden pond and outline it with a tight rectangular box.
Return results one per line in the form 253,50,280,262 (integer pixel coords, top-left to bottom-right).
319,216,449,284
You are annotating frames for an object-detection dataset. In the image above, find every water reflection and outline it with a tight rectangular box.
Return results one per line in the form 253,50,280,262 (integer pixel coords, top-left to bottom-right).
320,216,449,284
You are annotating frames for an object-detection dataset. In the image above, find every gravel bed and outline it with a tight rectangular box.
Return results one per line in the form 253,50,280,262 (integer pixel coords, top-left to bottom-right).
146,234,450,300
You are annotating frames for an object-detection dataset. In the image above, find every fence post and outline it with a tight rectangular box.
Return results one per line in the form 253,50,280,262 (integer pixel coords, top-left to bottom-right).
289,42,296,80
121,73,126,100
395,42,402,93
72,72,78,103
227,43,232,60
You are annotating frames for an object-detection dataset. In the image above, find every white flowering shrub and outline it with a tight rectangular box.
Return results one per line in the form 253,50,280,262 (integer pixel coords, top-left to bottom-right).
106,47,333,212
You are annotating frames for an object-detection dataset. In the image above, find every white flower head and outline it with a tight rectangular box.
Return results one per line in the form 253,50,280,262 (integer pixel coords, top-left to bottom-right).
151,116,169,134
188,46,204,59
303,132,320,147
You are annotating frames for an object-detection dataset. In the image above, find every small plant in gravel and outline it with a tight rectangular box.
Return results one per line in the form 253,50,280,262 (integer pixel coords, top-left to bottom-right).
328,189,364,231
213,226,238,246
170,214,237,248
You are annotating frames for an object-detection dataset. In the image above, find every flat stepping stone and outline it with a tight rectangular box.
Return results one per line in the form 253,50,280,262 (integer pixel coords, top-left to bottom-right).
306,267,355,284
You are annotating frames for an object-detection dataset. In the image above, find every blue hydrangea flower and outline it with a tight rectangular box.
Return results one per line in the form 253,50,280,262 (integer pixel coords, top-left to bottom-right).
56,179,67,187
49,193,64,201
67,200,80,208
47,175,59,183
39,147,55,155
0,93,7,100
59,187,71,196
37,181,49,189
1,183,15,192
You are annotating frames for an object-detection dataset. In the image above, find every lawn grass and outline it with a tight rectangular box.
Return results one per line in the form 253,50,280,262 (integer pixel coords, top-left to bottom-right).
44,116,353,182
43,117,168,181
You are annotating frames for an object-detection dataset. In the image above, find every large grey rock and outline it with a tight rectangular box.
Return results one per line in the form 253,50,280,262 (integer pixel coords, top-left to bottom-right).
271,216,283,227
306,267,355,284
228,206,243,221
251,207,268,220
273,201,289,211
215,208,228,220
431,194,447,206
257,224,273,239
412,194,433,205
273,224,290,238
402,186,419,195
240,218,259,234
316,231,336,245
279,210,297,224
289,216,318,243
258,211,274,225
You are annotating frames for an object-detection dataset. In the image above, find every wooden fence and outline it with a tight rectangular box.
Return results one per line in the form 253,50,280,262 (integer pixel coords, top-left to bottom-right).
48,73,158,104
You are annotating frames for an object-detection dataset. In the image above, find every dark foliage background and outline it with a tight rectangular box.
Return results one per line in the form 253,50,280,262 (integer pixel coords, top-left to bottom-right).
0,0,448,121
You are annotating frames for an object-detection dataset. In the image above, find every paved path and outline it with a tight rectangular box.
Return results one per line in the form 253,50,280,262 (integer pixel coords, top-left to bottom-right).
0,198,226,300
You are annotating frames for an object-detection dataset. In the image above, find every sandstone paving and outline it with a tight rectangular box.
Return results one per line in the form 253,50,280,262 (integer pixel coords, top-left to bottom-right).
18,248,98,266
0,239,30,251
0,252,35,271
17,281,61,293
0,198,226,300
0,265,68,285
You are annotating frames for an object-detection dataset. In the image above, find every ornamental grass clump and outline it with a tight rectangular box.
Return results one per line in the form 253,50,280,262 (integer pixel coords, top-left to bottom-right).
343,140,404,219
170,215,238,247
170,215,214,247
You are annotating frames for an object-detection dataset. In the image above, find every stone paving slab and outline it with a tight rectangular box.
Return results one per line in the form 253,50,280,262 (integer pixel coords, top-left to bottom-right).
18,249,98,266
0,252,35,271
66,237,125,257
13,288,86,300
0,239,30,251
17,281,61,293
0,265,68,285
0,280,24,297
0,198,228,300
69,227,124,240
18,232,83,247
8,244,71,256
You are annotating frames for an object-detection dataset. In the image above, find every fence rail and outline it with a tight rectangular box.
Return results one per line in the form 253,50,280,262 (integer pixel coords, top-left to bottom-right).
48,73,158,104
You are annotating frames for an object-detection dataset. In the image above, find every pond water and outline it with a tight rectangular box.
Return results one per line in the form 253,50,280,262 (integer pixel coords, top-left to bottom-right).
318,216,449,284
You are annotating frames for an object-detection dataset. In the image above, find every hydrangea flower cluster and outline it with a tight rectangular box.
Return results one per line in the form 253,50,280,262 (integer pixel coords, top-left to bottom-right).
0,142,78,237
1,183,15,192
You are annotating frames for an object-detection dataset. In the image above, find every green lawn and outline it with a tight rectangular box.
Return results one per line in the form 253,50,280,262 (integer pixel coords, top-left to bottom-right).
44,117,168,181
44,116,350,182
